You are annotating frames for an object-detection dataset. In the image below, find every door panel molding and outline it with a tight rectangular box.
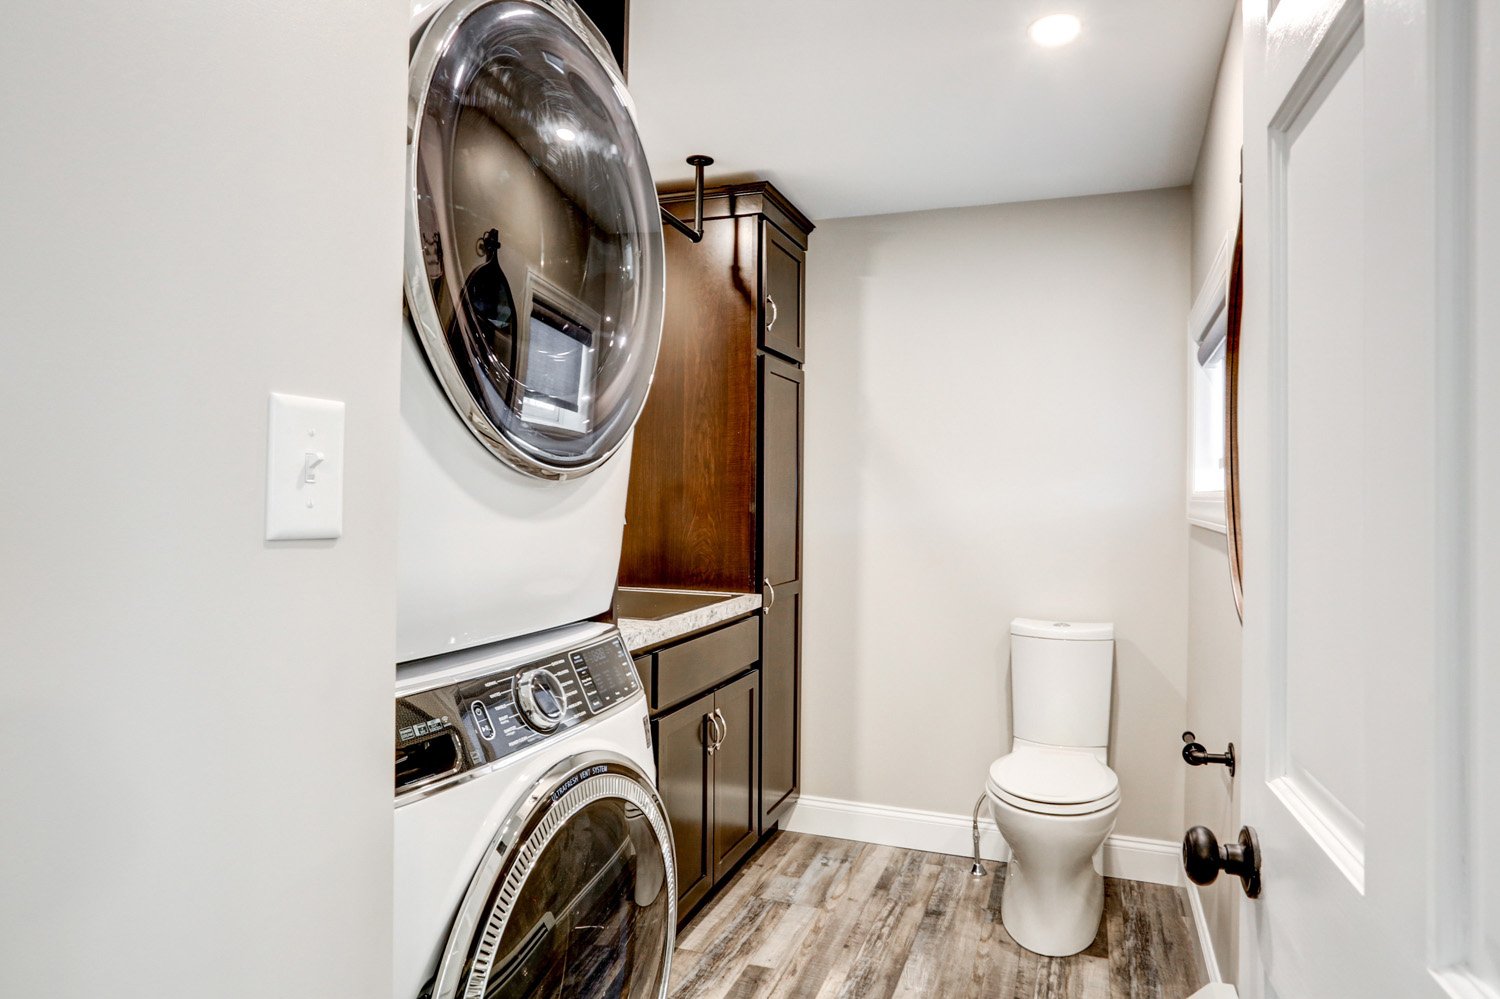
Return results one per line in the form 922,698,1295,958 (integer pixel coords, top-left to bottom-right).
1264,8,1368,890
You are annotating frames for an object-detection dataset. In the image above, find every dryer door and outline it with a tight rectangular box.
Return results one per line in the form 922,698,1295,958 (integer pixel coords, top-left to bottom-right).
428,754,675,999
406,0,664,480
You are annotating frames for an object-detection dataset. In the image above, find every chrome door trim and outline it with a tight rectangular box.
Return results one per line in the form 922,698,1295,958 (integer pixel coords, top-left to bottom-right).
428,749,676,999
404,0,662,481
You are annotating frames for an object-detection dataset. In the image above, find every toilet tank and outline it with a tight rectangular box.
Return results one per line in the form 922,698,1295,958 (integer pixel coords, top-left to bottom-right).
1010,618,1115,749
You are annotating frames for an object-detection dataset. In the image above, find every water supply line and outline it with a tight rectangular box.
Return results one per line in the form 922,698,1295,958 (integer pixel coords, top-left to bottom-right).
970,793,988,877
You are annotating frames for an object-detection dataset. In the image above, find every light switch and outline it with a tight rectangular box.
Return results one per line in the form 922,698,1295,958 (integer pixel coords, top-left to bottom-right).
266,392,345,541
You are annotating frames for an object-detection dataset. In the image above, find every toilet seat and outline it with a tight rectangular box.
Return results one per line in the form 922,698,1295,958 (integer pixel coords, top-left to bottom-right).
986,746,1119,816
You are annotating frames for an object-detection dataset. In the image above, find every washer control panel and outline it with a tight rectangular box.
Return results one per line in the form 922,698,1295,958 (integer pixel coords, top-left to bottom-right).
395,631,642,798
569,638,640,712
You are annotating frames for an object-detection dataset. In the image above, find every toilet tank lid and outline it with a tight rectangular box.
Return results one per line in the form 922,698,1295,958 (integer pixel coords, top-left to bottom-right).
1011,618,1114,641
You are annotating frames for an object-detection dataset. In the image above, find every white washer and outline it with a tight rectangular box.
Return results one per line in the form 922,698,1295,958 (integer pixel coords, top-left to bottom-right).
399,0,665,663
394,622,673,999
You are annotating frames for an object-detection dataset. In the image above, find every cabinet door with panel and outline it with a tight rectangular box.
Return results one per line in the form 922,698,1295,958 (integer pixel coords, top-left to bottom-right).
760,220,805,363
758,355,803,593
759,581,800,829
653,689,715,914
711,669,760,880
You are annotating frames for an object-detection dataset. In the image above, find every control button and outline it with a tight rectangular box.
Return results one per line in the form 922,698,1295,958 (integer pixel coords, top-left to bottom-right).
471,700,496,741
533,684,560,718
515,668,568,732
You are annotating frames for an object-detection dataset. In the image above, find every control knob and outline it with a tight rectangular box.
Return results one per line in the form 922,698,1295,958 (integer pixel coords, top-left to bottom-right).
515,669,567,732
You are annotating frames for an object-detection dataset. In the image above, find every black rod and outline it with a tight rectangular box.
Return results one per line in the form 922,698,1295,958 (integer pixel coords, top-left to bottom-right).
660,208,702,243
659,154,714,243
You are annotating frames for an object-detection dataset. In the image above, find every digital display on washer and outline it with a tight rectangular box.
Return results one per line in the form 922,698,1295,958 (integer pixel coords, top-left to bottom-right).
568,637,640,712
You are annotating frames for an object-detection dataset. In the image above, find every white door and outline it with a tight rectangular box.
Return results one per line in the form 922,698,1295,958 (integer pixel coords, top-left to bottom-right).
1239,0,1499,996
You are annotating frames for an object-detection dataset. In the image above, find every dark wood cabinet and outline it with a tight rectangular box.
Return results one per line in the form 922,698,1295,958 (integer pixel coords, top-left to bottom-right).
759,580,801,828
760,221,805,363
711,670,759,879
759,355,803,591
619,211,758,592
654,688,715,915
622,183,811,593
625,180,810,918
757,354,803,830
648,620,760,917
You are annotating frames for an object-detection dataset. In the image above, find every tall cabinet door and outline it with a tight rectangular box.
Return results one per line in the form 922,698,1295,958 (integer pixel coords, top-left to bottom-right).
760,221,805,363
654,690,715,914
758,352,803,833
759,581,801,828
711,670,760,881
758,355,803,590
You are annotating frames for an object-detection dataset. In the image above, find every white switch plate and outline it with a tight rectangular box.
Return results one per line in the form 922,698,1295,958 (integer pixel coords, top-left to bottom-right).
265,392,345,541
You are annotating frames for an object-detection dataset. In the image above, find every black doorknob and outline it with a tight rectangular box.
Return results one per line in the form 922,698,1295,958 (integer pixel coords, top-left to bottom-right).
1182,825,1261,898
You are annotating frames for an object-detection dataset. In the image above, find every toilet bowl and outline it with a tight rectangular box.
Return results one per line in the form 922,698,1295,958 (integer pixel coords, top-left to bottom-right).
986,618,1118,957
986,741,1120,956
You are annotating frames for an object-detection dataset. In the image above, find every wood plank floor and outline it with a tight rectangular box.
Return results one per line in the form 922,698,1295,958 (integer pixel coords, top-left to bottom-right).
668,832,1207,999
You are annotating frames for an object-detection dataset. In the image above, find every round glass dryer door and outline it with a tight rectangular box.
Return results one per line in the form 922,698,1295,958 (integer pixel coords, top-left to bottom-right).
406,0,664,479
429,757,675,999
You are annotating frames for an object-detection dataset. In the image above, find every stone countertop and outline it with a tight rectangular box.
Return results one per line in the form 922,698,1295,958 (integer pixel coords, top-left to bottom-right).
617,591,762,653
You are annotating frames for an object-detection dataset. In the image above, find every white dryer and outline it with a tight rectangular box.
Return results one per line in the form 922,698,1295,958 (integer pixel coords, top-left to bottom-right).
400,0,665,662
394,622,673,998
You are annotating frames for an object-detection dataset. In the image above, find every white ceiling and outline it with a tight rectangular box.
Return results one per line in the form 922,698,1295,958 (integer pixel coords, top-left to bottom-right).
626,0,1236,220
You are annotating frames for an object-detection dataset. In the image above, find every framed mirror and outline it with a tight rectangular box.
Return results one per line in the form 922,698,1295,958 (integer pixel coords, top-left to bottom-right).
1225,212,1245,620
1187,212,1246,619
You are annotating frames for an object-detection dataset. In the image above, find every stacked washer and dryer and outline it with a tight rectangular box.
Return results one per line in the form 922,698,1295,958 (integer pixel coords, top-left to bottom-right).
393,2,675,996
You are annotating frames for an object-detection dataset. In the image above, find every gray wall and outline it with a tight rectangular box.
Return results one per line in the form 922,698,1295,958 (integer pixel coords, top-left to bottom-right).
802,189,1192,843
0,2,407,995
1185,3,1245,982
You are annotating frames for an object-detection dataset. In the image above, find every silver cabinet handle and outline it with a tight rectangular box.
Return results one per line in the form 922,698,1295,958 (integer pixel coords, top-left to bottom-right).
713,709,727,752
766,295,779,332
703,713,719,755
762,578,776,615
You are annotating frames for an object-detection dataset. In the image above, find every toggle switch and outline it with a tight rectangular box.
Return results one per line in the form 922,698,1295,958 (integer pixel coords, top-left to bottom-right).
303,450,326,484
266,392,345,541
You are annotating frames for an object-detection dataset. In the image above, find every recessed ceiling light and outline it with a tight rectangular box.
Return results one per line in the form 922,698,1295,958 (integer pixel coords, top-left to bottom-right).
1029,13,1082,47
556,126,577,141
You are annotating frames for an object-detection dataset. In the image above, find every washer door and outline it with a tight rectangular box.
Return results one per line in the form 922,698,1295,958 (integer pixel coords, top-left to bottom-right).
428,754,675,999
406,0,664,480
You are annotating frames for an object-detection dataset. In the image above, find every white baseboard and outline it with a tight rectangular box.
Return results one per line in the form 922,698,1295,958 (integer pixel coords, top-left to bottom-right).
782,794,1181,887
1105,833,1182,886
1184,878,1223,985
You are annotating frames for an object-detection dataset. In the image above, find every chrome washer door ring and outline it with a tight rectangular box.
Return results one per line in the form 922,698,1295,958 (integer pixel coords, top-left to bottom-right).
405,0,664,480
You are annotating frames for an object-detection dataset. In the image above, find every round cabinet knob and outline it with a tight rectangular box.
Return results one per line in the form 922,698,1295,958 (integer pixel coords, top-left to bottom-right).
515,669,567,732
1182,825,1262,898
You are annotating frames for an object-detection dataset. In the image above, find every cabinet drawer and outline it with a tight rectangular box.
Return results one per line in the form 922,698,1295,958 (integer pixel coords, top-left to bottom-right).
653,617,759,711
634,653,654,706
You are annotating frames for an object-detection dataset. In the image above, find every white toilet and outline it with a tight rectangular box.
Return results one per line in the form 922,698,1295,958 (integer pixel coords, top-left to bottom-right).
986,618,1119,957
